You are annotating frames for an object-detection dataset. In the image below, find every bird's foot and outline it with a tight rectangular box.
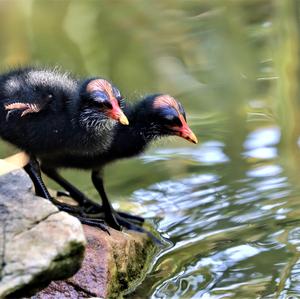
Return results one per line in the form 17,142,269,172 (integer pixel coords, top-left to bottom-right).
115,210,145,224
105,211,146,233
51,198,110,233
56,190,145,225
79,205,145,233
114,214,145,232
52,197,161,243
75,215,110,234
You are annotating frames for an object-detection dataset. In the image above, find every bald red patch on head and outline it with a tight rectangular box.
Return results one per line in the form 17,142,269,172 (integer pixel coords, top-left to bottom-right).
153,94,181,114
153,95,198,144
86,79,113,97
85,79,128,124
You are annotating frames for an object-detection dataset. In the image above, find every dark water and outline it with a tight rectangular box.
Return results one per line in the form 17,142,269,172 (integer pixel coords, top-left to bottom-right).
1,1,300,298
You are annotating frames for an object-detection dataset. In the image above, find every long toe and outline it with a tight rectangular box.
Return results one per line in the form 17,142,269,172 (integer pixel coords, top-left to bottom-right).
115,216,145,232
76,216,110,234
50,198,81,214
55,190,144,226
83,200,103,214
76,211,122,231
52,198,110,233
55,190,102,213
105,214,122,231
116,211,144,224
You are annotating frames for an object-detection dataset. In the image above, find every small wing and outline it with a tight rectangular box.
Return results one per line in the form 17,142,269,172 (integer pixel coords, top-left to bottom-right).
4,100,47,120
5,102,43,116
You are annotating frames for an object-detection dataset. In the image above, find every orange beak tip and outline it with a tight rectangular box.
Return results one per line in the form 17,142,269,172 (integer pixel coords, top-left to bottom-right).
119,114,129,126
183,130,198,144
190,133,198,144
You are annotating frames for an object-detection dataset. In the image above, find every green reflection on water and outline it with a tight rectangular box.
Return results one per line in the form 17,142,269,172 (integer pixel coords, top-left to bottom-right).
1,0,300,298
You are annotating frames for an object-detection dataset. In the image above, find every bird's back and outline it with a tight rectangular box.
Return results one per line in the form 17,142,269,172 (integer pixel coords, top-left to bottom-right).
0,67,79,155
40,101,150,170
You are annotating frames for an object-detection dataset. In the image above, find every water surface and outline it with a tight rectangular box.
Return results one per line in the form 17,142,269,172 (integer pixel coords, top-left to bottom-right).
1,1,300,298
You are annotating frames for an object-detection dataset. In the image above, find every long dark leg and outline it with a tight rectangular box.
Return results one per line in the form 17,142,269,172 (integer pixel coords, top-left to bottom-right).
41,165,98,208
91,170,145,231
91,170,121,230
90,171,144,223
23,159,108,232
91,171,160,239
24,157,52,200
42,166,144,224
23,157,76,212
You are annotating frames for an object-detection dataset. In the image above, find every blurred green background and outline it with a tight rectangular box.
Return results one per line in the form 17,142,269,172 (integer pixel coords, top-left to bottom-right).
2,0,300,298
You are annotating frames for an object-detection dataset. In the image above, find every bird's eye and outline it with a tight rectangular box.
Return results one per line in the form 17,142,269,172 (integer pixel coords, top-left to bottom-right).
48,93,53,99
90,91,113,109
164,115,182,127
102,101,113,109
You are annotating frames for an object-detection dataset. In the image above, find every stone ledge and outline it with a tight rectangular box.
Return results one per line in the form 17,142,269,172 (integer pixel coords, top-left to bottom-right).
35,225,155,298
0,154,157,298
0,166,86,299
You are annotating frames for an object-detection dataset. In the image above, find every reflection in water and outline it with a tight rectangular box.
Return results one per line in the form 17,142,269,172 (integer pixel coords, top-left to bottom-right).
1,1,300,298
129,127,300,298
143,141,229,165
244,126,280,160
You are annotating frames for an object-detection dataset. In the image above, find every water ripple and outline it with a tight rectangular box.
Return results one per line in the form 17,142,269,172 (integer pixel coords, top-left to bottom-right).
130,124,300,298
142,141,229,165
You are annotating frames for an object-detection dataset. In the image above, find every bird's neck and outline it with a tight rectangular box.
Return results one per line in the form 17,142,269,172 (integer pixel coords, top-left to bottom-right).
110,105,157,158
67,106,116,154
78,109,115,134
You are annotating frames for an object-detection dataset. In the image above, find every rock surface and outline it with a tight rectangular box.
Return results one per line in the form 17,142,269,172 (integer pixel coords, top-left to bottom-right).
34,225,155,299
0,153,157,299
0,165,86,298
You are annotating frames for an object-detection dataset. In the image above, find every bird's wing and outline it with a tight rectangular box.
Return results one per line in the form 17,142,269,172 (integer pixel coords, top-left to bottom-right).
3,98,49,119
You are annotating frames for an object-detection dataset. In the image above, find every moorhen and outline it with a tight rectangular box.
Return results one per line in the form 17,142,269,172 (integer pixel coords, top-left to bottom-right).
0,67,129,228
40,94,198,231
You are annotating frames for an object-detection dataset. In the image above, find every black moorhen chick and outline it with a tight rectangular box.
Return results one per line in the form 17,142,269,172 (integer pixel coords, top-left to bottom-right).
0,67,128,227
40,94,198,231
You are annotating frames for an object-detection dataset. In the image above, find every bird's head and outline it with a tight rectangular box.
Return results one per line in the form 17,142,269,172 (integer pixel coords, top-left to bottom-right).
139,94,198,144
80,78,129,125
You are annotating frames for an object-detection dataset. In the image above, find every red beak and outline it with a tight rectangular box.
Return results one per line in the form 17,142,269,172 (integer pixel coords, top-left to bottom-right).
172,115,198,144
105,98,129,125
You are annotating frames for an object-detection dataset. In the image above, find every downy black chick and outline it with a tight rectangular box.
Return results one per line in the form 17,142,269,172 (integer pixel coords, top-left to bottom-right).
0,67,128,227
40,94,198,231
